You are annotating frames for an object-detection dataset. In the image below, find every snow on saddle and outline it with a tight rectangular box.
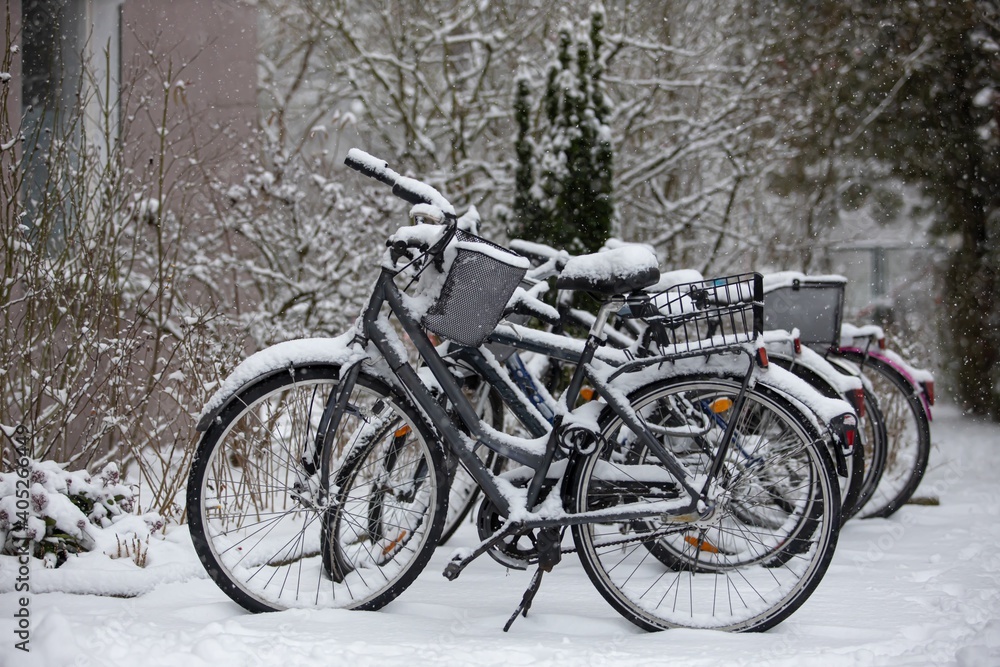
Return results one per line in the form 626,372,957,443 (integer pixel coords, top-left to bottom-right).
555,246,660,296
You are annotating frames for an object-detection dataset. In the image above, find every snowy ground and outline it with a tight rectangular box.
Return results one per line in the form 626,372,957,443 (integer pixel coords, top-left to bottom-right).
2,403,1000,667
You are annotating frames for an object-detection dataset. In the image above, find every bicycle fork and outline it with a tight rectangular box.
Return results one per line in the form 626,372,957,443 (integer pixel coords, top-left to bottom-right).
301,360,363,507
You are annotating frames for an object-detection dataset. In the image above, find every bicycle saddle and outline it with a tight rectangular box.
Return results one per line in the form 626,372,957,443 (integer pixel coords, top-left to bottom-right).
555,246,660,295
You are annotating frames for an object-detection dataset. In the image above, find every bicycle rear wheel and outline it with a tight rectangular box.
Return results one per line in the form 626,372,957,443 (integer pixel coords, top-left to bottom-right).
833,352,930,519
188,365,446,612
769,356,870,522
568,375,840,632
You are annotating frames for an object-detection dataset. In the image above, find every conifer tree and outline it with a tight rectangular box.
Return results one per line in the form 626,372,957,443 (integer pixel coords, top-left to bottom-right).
512,72,544,242
760,0,1000,419
511,6,615,254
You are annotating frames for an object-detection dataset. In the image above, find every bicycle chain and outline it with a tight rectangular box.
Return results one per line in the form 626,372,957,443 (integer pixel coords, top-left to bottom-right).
557,523,691,555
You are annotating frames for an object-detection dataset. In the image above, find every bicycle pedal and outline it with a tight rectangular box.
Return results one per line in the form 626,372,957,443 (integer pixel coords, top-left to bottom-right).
442,521,524,581
443,559,464,581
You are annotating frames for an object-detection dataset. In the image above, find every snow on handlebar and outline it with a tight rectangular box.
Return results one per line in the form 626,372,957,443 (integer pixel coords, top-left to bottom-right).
344,148,456,216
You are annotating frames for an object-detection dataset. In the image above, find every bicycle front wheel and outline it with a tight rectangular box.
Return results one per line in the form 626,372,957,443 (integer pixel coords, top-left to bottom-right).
568,375,841,632
188,365,447,612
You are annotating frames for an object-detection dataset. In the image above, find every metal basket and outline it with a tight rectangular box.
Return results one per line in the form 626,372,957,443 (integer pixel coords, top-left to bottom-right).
633,273,763,358
763,276,845,347
422,231,527,347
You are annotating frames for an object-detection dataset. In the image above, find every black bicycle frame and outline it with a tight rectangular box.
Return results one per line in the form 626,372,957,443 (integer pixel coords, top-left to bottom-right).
326,264,712,529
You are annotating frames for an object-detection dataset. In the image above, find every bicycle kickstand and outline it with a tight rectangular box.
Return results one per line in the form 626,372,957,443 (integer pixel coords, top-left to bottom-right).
502,526,562,632
504,567,544,632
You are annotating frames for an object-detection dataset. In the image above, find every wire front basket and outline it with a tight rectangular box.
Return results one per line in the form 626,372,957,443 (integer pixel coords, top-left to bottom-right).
626,272,764,359
422,231,527,347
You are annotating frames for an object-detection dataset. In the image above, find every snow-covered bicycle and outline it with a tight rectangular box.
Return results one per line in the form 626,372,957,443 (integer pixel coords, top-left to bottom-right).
188,150,852,632
763,273,933,518
458,241,871,526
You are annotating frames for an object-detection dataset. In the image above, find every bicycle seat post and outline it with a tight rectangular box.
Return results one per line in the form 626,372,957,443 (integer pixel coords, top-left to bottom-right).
564,296,623,407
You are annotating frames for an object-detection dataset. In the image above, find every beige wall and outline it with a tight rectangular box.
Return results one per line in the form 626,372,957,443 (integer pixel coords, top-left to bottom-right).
2,0,256,182
1,1,21,202
2,0,22,141
121,0,257,180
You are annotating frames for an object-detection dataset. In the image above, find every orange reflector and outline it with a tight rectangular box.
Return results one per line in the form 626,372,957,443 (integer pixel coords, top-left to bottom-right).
922,381,935,406
878,336,886,350
394,425,411,439
756,346,769,368
382,531,408,556
580,387,596,401
709,398,733,414
684,535,720,554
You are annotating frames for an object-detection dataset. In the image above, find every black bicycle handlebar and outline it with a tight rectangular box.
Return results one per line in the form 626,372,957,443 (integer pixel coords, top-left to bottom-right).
345,148,455,216
344,152,396,187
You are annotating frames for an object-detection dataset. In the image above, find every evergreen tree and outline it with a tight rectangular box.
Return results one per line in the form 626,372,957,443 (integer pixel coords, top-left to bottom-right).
875,2,1000,420
761,0,1000,419
588,5,614,242
511,6,615,254
512,72,545,242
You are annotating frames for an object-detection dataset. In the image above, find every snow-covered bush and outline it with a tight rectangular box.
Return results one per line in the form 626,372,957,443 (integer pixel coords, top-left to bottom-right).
0,460,163,567
209,132,398,348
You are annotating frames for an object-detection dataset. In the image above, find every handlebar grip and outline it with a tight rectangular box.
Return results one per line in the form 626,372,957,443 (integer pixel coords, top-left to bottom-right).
344,147,456,215
344,150,396,186
392,182,433,207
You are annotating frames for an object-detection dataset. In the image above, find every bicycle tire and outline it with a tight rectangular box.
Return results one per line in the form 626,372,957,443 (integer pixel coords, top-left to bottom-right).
568,375,841,632
832,352,931,519
188,364,447,612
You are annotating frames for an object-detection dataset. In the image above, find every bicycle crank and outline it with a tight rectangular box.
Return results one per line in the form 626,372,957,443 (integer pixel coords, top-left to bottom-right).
476,496,538,570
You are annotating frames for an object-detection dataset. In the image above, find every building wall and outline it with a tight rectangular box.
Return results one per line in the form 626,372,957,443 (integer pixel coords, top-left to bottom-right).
2,0,256,180
121,0,257,180
2,1,258,468
1,0,22,147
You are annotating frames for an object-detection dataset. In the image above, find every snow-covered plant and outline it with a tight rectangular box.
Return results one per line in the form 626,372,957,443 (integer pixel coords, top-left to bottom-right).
255,0,549,234
0,459,163,567
208,129,398,347
254,1,793,270
112,533,150,568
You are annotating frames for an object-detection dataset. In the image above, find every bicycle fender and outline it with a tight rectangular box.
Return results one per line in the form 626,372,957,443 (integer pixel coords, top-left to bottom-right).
196,336,370,431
